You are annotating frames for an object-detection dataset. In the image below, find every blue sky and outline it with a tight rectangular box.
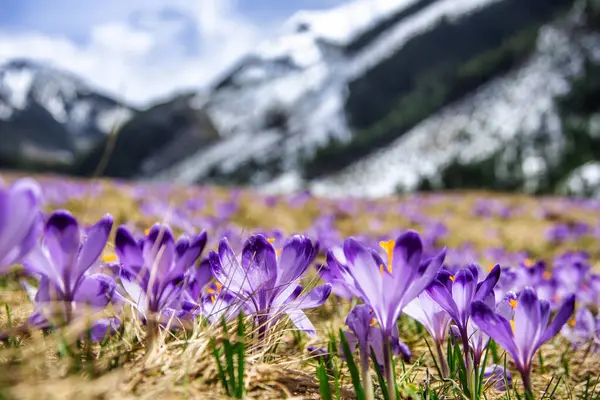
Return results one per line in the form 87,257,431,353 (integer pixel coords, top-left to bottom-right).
0,0,346,105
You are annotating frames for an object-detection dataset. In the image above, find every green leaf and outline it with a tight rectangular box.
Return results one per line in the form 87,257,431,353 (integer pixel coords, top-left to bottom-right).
370,348,389,400
339,329,365,400
317,360,333,400
211,339,231,396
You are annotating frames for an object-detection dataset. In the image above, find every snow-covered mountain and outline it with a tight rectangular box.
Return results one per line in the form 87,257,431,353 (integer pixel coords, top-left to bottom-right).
156,0,584,196
2,0,598,198
0,59,135,167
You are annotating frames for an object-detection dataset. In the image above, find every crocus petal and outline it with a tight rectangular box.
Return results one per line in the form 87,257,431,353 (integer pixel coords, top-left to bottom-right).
172,231,207,281
88,318,120,342
143,224,176,281
497,291,517,320
539,294,575,346
276,235,316,287
475,264,501,301
72,274,116,308
427,279,460,324
241,235,278,297
23,245,64,291
389,231,424,297
397,247,446,312
340,331,359,358
115,226,144,271
286,309,316,335
0,179,43,270
72,215,113,288
452,268,476,326
343,237,382,313
210,238,248,295
120,269,148,314
44,211,81,288
289,284,331,310
345,304,372,352
513,288,542,365
471,301,520,366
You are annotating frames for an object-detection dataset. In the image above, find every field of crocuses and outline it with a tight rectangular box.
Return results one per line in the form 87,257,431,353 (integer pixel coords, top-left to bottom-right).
1,173,600,400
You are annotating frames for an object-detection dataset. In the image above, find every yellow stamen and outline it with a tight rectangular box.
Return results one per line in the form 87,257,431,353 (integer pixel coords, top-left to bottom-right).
215,282,223,291
449,275,455,282
509,299,518,309
102,253,117,263
144,228,150,236
568,318,576,327
488,264,496,271
207,287,216,294
523,258,534,268
276,248,282,257
379,264,384,275
510,320,515,332
267,238,276,244
210,295,216,304
379,240,395,274
542,271,552,280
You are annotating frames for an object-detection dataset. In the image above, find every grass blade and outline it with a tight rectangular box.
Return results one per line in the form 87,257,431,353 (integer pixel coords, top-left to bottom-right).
339,329,365,400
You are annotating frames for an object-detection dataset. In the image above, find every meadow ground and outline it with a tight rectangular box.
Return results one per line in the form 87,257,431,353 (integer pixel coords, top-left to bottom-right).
0,172,599,399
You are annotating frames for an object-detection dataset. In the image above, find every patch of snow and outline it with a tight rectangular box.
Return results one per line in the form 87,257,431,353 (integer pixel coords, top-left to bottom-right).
563,162,600,197
96,107,134,134
308,24,600,198
282,0,422,45
0,68,34,109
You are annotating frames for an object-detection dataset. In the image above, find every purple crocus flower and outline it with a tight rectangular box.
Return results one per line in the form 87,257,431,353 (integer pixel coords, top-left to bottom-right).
471,287,575,396
209,234,331,337
338,231,445,400
0,178,43,274
20,210,118,342
483,364,512,391
342,304,410,400
456,291,517,369
426,264,501,368
115,224,207,327
343,304,411,367
404,271,453,377
561,307,599,349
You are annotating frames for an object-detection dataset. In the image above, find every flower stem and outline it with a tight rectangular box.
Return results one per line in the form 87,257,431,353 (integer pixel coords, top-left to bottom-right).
382,334,396,400
522,368,534,400
359,347,374,400
461,331,474,399
145,315,158,358
436,341,449,379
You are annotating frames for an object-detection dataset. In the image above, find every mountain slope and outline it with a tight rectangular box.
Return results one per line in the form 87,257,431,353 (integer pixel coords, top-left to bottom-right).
0,59,135,168
158,0,577,192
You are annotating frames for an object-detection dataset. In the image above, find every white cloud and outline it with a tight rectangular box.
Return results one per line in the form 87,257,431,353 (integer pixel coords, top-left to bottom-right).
0,0,269,107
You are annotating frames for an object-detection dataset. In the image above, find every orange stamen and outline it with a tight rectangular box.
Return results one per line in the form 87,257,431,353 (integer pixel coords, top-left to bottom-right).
370,317,376,326
509,299,518,309
488,264,496,271
523,258,534,268
449,275,455,282
102,253,117,263
379,240,395,273
542,271,552,280
267,238,276,244
144,228,150,236
568,318,576,327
